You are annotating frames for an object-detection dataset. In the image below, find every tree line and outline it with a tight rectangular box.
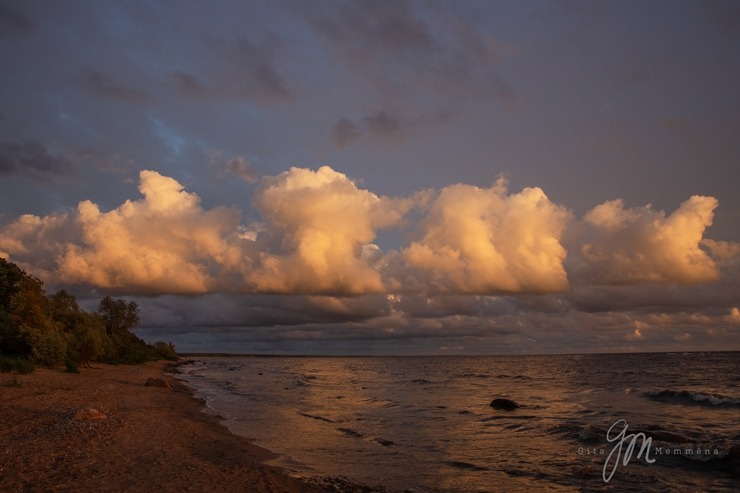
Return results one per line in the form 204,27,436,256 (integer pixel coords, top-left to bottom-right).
0,258,177,373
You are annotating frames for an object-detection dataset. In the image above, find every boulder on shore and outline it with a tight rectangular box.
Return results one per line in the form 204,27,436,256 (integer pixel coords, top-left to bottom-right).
490,398,520,410
74,408,107,420
145,377,171,389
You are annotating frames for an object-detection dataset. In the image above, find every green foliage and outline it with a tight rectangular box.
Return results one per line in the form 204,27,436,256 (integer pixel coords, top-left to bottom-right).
0,259,177,368
98,296,140,336
153,341,178,360
0,258,26,312
27,325,68,366
0,354,35,374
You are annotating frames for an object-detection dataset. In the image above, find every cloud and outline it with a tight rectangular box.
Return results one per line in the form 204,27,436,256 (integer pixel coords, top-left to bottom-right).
3,166,738,353
331,118,362,149
331,109,455,149
207,34,291,103
0,170,246,294
0,141,75,181
308,0,516,106
397,179,571,294
0,166,734,308
250,166,409,294
576,196,719,284
220,155,257,183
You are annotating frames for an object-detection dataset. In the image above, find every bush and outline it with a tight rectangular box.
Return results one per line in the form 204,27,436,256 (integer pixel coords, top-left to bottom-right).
28,327,68,367
153,341,178,360
0,354,35,374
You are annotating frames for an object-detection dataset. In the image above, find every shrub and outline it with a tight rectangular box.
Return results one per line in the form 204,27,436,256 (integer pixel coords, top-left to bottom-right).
28,327,68,367
0,354,35,374
153,341,178,360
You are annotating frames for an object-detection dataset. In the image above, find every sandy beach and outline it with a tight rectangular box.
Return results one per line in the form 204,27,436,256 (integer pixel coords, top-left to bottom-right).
0,361,372,493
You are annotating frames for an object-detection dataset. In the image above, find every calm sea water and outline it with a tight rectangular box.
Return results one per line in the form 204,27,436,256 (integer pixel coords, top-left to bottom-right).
176,352,739,492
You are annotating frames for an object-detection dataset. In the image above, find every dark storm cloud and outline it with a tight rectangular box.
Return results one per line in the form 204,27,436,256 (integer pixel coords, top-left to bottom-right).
135,294,393,332
0,141,74,181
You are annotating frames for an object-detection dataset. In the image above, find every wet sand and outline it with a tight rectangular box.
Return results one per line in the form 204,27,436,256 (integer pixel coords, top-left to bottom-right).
0,361,378,493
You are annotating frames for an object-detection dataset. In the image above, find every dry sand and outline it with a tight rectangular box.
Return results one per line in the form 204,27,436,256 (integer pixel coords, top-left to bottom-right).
0,361,379,493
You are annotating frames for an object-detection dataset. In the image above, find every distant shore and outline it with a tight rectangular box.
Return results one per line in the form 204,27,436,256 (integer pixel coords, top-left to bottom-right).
0,361,373,492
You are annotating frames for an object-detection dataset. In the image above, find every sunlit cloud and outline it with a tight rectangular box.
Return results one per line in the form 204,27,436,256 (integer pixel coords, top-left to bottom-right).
249,166,409,294
0,166,735,319
576,196,719,284
398,179,571,294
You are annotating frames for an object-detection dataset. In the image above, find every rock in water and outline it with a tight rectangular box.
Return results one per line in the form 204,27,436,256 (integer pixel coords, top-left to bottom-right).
490,398,520,410
145,377,171,388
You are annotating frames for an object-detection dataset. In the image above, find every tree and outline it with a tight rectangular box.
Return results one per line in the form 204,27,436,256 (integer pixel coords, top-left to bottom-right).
67,312,106,368
97,296,153,363
97,296,140,336
0,259,175,369
6,266,64,364
0,258,30,355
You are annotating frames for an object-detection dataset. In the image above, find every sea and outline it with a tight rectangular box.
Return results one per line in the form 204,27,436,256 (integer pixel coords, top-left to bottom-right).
174,352,739,492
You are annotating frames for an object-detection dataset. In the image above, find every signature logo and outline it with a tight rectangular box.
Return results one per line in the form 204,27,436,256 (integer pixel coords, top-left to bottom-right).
602,419,655,482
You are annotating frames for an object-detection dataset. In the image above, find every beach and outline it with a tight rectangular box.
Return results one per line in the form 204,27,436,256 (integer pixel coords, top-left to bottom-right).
0,361,367,493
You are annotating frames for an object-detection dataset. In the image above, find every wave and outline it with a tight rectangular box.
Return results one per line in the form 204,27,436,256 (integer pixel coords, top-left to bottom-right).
299,412,335,423
337,427,364,438
444,460,488,471
644,389,740,407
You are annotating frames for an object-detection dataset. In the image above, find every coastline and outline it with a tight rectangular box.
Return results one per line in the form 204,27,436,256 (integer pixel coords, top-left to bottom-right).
0,361,371,493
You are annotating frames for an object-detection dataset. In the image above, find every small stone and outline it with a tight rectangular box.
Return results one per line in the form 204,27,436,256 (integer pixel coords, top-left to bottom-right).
74,408,107,420
145,377,171,388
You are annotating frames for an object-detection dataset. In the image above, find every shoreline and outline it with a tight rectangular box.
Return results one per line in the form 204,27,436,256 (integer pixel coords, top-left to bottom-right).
0,361,378,493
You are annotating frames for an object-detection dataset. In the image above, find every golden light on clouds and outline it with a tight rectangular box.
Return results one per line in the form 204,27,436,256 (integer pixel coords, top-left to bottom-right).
0,167,733,297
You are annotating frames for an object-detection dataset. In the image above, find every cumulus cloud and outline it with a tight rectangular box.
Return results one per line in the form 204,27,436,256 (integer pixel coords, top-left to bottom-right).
60,171,248,293
250,166,409,294
577,196,719,284
1,170,246,294
398,179,571,294
0,166,733,309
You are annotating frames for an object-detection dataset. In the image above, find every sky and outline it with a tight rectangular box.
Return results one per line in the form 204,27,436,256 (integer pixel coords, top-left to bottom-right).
1,0,739,355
